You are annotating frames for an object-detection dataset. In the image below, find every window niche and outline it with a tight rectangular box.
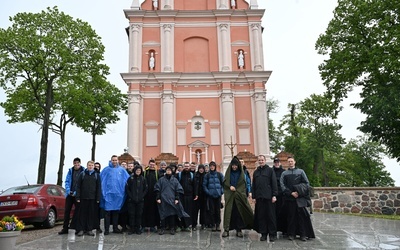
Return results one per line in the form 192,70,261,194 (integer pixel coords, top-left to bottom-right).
191,115,205,138
148,49,156,70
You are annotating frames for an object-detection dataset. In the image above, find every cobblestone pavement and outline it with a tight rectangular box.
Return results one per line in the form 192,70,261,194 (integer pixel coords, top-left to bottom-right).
16,213,400,249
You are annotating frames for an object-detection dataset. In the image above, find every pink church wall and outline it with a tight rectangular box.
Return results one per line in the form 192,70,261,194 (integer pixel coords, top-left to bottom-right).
142,98,161,160
175,27,219,72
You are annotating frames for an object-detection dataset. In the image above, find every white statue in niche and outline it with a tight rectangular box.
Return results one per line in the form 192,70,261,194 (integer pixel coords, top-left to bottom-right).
149,52,155,70
238,50,245,68
152,0,158,9
231,0,236,8
196,151,201,163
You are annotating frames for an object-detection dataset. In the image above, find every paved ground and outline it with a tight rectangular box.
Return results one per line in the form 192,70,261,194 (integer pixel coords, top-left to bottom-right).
16,213,400,250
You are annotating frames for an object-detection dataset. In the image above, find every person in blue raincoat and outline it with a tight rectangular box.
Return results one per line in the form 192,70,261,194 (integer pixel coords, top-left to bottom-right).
100,155,130,235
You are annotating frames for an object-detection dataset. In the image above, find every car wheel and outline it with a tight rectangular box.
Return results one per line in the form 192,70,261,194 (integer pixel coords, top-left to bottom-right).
43,208,56,228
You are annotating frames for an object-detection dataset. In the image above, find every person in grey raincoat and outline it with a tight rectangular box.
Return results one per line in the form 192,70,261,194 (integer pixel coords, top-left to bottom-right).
154,165,190,235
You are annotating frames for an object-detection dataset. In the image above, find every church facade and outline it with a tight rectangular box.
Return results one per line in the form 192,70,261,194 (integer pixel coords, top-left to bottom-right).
121,0,271,169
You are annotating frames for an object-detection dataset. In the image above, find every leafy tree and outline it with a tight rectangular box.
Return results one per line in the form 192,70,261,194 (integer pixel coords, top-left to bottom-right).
280,95,345,186
267,98,284,154
316,0,400,160
340,136,394,187
280,104,315,184
0,7,108,183
73,74,127,162
298,94,344,186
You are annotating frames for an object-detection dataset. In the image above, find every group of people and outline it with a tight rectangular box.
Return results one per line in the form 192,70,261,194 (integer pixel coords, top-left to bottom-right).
57,154,315,242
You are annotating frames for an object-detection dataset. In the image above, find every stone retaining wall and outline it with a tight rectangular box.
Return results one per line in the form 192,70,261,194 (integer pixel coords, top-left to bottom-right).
311,187,400,215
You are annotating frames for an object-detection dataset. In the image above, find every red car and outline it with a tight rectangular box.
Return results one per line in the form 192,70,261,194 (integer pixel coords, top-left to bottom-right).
0,184,67,228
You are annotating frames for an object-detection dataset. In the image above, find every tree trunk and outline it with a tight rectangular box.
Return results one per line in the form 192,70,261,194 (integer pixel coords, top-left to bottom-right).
37,124,49,184
37,83,53,184
56,115,67,186
91,132,96,161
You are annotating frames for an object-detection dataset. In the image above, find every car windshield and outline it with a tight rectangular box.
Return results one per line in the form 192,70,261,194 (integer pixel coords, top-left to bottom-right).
1,185,41,195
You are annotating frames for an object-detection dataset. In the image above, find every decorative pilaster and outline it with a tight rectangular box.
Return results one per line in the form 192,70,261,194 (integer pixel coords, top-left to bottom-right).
221,92,235,161
253,90,270,158
129,24,142,72
161,24,174,72
250,23,263,71
218,23,232,72
205,146,209,164
127,92,142,162
161,92,174,153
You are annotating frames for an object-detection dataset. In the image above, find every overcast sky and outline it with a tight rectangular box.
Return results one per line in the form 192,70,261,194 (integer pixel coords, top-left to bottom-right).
0,0,398,190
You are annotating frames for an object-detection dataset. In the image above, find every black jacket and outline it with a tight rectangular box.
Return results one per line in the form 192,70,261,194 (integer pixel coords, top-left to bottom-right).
251,165,278,200
76,170,101,201
293,183,311,208
178,170,195,197
280,167,310,201
194,171,205,196
126,174,148,203
273,166,285,196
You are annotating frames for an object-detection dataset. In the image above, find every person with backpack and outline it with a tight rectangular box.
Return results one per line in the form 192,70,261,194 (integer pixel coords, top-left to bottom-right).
239,159,252,198
75,161,102,236
177,162,197,231
202,161,224,232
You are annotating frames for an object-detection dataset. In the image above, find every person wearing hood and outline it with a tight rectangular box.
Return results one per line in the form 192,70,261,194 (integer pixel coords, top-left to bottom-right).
252,155,278,242
202,161,224,232
143,159,160,232
119,161,136,232
75,161,101,236
58,157,85,235
192,164,207,230
100,155,130,235
158,161,167,176
222,156,254,238
154,165,190,235
126,165,148,235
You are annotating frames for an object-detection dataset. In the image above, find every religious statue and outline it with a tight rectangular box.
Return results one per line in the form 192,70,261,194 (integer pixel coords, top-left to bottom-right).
196,151,201,163
231,0,236,8
238,50,244,68
149,52,155,70
153,0,158,9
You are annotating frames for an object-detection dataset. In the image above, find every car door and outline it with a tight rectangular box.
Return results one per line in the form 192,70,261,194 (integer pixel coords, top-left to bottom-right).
46,185,65,220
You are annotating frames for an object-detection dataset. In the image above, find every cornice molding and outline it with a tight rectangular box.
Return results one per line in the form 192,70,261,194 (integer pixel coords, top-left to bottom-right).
121,71,272,85
124,9,265,19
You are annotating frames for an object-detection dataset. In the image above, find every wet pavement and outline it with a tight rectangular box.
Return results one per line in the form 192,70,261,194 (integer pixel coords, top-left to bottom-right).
16,213,400,249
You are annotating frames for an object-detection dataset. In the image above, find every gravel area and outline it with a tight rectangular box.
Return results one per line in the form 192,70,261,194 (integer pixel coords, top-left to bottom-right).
16,222,63,245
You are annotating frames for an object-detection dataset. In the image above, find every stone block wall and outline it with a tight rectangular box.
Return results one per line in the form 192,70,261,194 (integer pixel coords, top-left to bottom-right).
311,187,400,215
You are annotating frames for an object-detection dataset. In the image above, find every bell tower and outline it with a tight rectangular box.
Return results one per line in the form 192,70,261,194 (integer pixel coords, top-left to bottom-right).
122,0,271,168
